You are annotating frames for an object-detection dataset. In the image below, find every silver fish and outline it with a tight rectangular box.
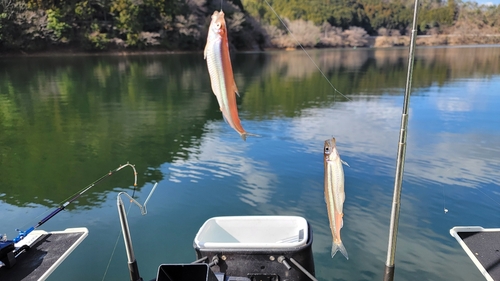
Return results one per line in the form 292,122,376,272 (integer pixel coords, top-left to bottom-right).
324,137,348,259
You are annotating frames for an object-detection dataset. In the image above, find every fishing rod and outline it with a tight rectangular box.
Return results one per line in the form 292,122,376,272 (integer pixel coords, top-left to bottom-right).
12,163,137,243
383,0,420,279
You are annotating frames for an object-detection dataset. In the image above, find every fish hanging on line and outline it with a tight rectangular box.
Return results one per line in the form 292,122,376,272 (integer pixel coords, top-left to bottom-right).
204,10,252,141
324,137,349,259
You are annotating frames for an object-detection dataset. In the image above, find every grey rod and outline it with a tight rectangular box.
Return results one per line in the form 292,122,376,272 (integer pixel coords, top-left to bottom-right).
289,258,318,281
383,0,420,279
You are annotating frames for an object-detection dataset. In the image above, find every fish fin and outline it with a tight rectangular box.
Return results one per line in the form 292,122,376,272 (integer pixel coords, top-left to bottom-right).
341,159,350,167
221,110,229,124
331,241,349,260
203,39,209,60
234,82,240,97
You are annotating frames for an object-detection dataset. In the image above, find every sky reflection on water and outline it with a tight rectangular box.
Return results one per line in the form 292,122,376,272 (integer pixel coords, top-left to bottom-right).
150,75,499,281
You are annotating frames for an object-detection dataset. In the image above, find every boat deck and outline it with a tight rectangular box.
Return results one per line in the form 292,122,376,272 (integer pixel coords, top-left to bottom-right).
450,226,500,281
0,228,88,281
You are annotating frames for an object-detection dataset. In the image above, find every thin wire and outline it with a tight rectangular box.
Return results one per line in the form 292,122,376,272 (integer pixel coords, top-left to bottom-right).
101,201,134,281
442,184,448,213
102,181,141,281
476,187,500,207
263,0,351,101
442,184,500,216
101,228,123,281
441,166,500,213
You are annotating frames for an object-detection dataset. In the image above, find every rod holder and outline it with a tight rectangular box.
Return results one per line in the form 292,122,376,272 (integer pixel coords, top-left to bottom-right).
117,182,158,281
278,256,292,270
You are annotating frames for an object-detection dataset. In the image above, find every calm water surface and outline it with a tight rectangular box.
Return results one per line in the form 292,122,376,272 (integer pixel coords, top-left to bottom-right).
1,46,500,281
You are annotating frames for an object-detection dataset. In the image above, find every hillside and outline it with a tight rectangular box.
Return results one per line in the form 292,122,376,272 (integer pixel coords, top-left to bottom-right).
0,0,499,52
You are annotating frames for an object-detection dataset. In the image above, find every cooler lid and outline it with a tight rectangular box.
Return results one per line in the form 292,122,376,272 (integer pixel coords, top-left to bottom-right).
194,216,308,249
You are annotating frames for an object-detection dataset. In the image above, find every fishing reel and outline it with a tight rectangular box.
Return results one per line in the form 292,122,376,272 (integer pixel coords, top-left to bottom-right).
0,235,16,269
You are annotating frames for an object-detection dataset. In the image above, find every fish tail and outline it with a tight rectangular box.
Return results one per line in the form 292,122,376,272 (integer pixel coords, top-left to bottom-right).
331,241,349,260
239,132,260,141
240,133,247,141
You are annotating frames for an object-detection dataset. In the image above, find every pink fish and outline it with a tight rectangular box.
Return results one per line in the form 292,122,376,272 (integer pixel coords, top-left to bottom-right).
204,11,250,141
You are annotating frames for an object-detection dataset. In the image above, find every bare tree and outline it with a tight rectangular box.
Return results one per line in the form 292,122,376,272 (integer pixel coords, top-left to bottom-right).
378,27,389,36
268,18,321,48
320,22,343,47
175,14,200,38
227,12,245,33
343,26,368,47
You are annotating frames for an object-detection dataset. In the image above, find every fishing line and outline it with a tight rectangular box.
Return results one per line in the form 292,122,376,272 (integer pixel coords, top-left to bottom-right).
476,187,500,207
101,182,158,281
263,0,351,101
444,185,500,214
102,180,139,281
442,184,448,214
440,167,500,214
439,168,449,214
101,201,134,281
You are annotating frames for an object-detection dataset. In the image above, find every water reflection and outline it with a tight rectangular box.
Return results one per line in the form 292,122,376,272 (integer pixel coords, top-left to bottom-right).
287,80,500,190
166,121,278,206
1,46,500,281
0,55,217,206
1,47,499,206
289,97,401,163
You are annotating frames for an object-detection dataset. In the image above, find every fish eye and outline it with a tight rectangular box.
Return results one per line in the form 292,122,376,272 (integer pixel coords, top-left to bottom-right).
324,147,330,154
216,23,221,28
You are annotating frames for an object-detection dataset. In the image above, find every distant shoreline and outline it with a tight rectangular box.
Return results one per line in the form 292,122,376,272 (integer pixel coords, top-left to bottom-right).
1,36,499,58
370,34,500,48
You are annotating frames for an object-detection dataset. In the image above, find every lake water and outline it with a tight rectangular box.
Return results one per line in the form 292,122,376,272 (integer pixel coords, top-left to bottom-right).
1,46,499,281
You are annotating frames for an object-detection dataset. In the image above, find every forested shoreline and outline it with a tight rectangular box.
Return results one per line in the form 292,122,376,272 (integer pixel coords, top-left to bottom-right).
0,0,499,53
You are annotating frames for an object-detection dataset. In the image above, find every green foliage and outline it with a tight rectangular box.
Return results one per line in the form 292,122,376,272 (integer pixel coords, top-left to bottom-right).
126,32,139,47
0,12,5,41
364,2,412,33
26,0,56,10
86,23,109,50
243,0,372,33
242,0,499,37
329,2,371,32
74,1,93,22
110,0,140,47
47,8,70,41
241,0,267,22
87,32,109,49
110,0,138,32
0,0,499,52
419,0,457,30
